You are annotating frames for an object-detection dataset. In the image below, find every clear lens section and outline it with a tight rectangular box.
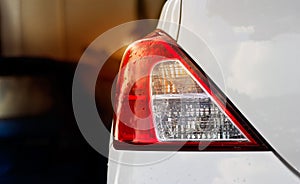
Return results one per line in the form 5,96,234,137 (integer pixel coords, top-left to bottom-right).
151,61,248,142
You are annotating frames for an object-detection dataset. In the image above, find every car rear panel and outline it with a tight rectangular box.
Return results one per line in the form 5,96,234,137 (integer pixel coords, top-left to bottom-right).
108,146,299,184
177,0,300,173
108,0,300,183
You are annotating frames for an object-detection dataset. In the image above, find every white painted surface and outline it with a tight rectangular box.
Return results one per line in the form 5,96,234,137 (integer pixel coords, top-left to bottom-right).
157,0,181,40
108,146,299,184
108,0,300,183
177,0,300,173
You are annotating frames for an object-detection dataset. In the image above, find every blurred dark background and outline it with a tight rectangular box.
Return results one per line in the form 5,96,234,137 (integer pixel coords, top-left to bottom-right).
0,0,165,183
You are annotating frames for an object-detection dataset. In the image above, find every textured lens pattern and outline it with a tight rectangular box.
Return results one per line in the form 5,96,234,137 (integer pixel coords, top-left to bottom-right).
151,61,247,141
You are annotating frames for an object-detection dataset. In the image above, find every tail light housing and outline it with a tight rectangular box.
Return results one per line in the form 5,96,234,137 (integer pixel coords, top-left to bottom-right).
113,29,269,151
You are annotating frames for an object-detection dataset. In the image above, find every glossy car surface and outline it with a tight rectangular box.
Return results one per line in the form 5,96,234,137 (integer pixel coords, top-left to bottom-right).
107,0,300,183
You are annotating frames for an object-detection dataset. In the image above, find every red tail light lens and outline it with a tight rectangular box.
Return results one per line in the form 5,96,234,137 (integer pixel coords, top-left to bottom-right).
113,29,269,151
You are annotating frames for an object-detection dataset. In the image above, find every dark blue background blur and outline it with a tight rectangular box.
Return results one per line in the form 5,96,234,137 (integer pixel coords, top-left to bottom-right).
0,58,109,183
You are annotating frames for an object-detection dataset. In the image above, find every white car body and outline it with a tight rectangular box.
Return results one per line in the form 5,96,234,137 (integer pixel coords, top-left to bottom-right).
107,0,300,183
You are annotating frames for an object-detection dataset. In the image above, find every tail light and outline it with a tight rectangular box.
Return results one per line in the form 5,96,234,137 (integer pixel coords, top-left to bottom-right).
113,29,269,151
